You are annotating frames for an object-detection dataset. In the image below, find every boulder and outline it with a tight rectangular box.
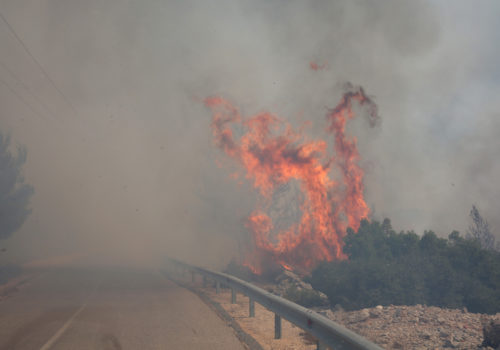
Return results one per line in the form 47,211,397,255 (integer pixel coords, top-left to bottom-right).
348,309,370,323
273,270,329,307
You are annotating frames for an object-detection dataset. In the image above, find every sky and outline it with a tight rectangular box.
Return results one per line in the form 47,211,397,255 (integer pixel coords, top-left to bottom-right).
0,0,499,267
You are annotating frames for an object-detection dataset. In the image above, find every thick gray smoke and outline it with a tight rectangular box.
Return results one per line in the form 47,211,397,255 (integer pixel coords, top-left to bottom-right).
0,0,499,267
0,133,33,239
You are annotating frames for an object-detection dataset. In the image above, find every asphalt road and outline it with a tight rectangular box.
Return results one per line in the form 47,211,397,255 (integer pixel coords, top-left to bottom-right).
0,267,246,350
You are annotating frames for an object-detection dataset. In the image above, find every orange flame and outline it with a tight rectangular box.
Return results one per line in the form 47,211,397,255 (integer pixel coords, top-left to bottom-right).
204,85,378,274
309,61,328,71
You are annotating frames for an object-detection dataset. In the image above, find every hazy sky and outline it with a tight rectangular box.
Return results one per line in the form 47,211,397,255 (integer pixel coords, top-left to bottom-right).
0,0,499,267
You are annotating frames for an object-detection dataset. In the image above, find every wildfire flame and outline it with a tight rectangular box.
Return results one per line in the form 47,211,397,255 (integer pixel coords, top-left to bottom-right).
309,61,328,71
204,85,379,274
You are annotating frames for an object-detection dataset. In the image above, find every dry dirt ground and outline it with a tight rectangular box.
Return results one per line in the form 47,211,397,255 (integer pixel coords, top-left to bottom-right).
198,283,317,350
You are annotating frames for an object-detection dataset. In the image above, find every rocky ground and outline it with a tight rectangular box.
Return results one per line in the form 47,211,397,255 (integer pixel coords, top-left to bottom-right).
261,270,500,349
185,269,500,349
319,304,499,349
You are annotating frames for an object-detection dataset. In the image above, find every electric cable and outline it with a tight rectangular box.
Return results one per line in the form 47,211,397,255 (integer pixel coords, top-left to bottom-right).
0,59,58,123
0,74,52,124
0,11,80,118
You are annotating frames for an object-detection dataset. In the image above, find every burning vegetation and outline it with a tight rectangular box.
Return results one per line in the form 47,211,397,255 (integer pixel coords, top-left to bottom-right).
204,84,379,274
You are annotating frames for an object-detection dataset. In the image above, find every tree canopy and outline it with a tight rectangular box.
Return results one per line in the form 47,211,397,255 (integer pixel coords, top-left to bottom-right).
0,132,34,239
467,205,496,250
308,219,500,314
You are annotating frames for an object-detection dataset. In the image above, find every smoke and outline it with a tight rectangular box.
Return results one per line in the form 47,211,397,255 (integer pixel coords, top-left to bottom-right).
0,133,33,239
0,0,499,268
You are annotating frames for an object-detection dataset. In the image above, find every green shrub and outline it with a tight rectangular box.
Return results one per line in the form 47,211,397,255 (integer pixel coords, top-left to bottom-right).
309,219,500,314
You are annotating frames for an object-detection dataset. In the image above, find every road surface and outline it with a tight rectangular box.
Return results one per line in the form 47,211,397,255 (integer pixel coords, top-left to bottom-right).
0,267,246,349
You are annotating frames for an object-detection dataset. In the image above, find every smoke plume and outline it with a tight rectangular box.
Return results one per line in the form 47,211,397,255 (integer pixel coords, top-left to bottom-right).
0,0,498,268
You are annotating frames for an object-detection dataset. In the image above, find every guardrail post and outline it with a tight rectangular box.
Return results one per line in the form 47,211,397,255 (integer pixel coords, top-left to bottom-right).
215,281,220,294
167,258,384,350
203,276,207,287
231,288,236,304
249,298,255,317
274,314,282,339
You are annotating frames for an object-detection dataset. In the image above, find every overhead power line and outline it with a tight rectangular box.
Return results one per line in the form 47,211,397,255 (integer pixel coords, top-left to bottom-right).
0,11,80,118
0,59,58,122
0,75,51,124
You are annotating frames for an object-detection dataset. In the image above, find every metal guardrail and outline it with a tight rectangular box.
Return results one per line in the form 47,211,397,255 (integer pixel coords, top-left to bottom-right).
165,258,384,350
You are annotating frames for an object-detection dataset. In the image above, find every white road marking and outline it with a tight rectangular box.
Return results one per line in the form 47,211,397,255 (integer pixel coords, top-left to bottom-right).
39,303,87,350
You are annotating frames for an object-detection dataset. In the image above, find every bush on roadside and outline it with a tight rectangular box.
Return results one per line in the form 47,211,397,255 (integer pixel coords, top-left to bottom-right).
308,219,500,314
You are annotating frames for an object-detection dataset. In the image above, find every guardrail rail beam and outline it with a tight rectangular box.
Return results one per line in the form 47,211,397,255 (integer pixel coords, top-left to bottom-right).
165,258,383,350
